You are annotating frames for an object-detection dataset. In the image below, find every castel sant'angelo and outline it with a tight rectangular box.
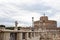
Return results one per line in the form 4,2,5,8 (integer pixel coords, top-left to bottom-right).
0,15,60,40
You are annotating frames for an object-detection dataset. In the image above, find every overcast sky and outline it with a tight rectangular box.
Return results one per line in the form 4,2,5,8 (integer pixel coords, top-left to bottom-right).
0,0,60,27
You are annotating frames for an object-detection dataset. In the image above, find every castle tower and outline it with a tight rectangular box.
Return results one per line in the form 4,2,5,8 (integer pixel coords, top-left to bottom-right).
39,14,48,29
40,14,48,22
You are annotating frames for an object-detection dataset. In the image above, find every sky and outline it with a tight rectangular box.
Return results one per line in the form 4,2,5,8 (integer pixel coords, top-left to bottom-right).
0,0,60,27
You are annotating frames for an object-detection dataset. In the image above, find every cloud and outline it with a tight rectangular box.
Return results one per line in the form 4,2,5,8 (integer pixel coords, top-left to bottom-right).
0,0,60,27
0,2,41,26
41,0,60,10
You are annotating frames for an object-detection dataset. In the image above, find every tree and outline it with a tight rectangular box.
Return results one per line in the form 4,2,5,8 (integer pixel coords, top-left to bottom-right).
0,25,5,27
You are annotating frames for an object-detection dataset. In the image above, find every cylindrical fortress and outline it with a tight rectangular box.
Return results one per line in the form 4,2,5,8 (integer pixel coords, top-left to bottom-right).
34,16,57,29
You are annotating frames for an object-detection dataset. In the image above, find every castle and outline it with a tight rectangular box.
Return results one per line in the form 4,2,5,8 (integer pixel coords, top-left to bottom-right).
0,15,60,40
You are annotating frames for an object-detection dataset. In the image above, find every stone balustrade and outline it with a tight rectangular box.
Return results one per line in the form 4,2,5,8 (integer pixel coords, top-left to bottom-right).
0,30,41,40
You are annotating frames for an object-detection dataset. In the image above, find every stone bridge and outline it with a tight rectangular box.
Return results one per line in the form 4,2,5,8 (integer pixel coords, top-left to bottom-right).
0,30,42,40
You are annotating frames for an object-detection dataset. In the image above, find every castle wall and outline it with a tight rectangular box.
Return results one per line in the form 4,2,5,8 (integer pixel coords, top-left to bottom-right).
34,16,57,29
